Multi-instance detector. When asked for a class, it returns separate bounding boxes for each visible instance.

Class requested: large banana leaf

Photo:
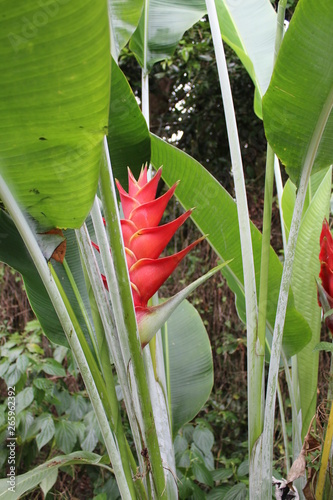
[164,299,213,437]
[0,451,107,500]
[151,134,312,358]
[108,0,144,61]
[0,1,110,229]
[108,59,150,188]
[263,0,333,185]
[215,0,276,117]
[129,0,206,71]
[282,167,332,437]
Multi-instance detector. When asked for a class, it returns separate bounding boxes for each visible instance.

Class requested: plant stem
[316,399,333,499]
[205,0,259,473]
[274,156,287,251]
[261,83,333,497]
[62,258,101,368]
[277,377,290,474]
[0,174,133,499]
[257,0,288,443]
[99,138,167,498]
[76,216,144,472]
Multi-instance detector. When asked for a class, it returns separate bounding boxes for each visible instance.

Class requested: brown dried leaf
[45,229,67,263]
[287,450,306,484]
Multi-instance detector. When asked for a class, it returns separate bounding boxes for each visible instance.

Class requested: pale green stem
[274,156,287,252]
[99,137,167,498]
[277,379,290,474]
[281,351,302,455]
[205,0,258,470]
[62,258,101,367]
[316,399,333,499]
[257,143,275,422]
[274,0,288,63]
[89,200,144,470]
[0,174,132,499]
[261,84,333,497]
[76,220,144,478]
[142,0,150,128]
[257,0,288,439]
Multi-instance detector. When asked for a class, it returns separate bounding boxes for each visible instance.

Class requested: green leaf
[215,0,277,117]
[211,468,234,482]
[192,459,214,488]
[139,262,228,346]
[0,210,96,349]
[55,420,77,454]
[313,341,333,353]
[0,451,107,500]
[207,486,232,499]
[41,359,66,377]
[290,167,331,437]
[0,360,10,378]
[67,394,89,421]
[130,0,206,71]
[151,134,312,358]
[81,427,99,453]
[0,1,110,228]
[3,363,22,387]
[174,435,188,455]
[33,378,55,392]
[16,387,34,414]
[282,168,332,436]
[163,299,213,436]
[36,415,55,451]
[224,482,248,500]
[193,426,214,456]
[40,468,58,498]
[237,460,249,478]
[108,0,144,61]
[108,59,150,188]
[16,354,29,373]
[263,0,333,185]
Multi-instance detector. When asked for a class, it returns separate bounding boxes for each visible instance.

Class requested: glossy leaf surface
[164,299,213,436]
[0,1,110,228]
[130,0,206,71]
[108,59,151,189]
[282,167,332,437]
[263,0,333,184]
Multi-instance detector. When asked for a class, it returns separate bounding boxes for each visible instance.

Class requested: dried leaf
[272,477,299,499]
[44,229,67,263]
[287,450,306,484]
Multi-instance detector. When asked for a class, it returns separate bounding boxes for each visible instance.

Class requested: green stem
[257,0,288,444]
[316,399,333,499]
[261,83,333,497]
[99,138,167,498]
[79,265,138,497]
[88,200,144,470]
[62,258,101,368]
[0,175,132,499]
[277,377,290,474]
[257,143,275,422]
[205,0,259,472]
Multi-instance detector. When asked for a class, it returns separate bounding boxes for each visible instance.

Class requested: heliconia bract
[94,166,205,346]
[318,218,333,334]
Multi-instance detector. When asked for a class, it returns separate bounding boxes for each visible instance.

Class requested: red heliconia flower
[94,166,204,344]
[318,218,333,334]
[116,166,204,310]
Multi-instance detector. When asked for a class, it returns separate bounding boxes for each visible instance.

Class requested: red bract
[318,218,333,334]
[116,166,204,310]
[94,166,204,342]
